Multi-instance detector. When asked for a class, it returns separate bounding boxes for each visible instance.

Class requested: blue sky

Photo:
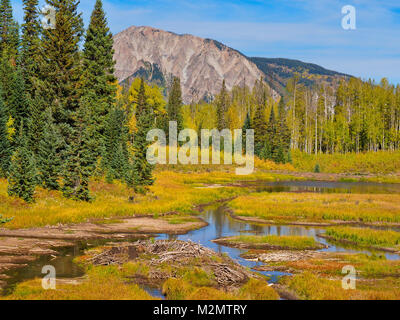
[11,0,400,85]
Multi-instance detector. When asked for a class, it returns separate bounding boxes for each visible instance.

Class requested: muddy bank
[241,250,329,263]
[212,237,327,251]
[0,215,207,291]
[230,213,400,228]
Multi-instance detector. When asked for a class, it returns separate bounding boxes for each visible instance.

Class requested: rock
[113,26,273,103]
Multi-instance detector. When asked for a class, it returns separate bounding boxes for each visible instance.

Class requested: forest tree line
[0,0,159,202]
[0,0,399,204]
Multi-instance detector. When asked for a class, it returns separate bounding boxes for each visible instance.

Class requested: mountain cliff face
[113,26,266,103]
[113,26,350,103]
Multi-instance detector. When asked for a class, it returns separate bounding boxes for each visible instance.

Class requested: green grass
[325,227,400,249]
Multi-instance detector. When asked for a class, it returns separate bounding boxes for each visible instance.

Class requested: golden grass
[230,192,400,224]
[0,171,253,229]
[325,227,400,249]
[292,149,400,174]
[280,271,400,300]
[2,266,155,300]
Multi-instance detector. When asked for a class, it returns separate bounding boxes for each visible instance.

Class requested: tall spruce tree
[39,0,83,139]
[37,109,64,190]
[21,0,41,92]
[242,112,252,151]
[167,76,184,132]
[128,79,155,193]
[216,80,230,131]
[81,0,116,157]
[260,107,276,160]
[62,94,97,201]
[7,123,37,203]
[8,69,30,132]
[0,0,19,56]
[252,101,268,157]
[103,102,129,182]
[0,87,10,176]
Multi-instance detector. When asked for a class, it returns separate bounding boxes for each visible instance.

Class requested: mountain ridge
[113,26,350,102]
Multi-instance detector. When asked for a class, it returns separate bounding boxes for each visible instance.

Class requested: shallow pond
[158,204,400,283]
[242,180,400,194]
[2,180,400,296]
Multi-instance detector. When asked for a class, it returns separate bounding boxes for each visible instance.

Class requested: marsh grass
[230,193,400,224]
[325,227,400,249]
[292,150,400,174]
[280,271,400,300]
[2,265,155,300]
[0,171,253,229]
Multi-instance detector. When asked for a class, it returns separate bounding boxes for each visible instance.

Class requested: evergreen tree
[8,69,30,132]
[21,0,41,93]
[167,76,184,132]
[62,94,97,201]
[0,87,10,176]
[39,0,83,140]
[7,123,37,203]
[216,80,230,131]
[252,100,268,157]
[0,0,19,56]
[81,0,116,157]
[103,102,129,182]
[128,79,155,193]
[242,112,252,150]
[37,109,64,190]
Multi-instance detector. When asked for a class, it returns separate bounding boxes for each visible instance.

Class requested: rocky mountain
[250,57,351,96]
[113,26,350,103]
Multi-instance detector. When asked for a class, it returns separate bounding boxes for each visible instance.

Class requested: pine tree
[216,80,230,131]
[7,123,37,203]
[81,0,116,157]
[62,94,97,201]
[0,0,19,56]
[103,102,129,182]
[242,112,252,150]
[8,69,30,132]
[39,0,83,140]
[128,79,155,193]
[37,109,64,190]
[0,87,10,176]
[252,100,268,157]
[21,0,41,93]
[167,76,184,132]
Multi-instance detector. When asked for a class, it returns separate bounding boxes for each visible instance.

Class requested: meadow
[292,150,400,175]
[229,192,400,224]
[325,227,400,250]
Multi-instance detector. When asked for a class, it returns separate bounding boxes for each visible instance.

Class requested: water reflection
[246,180,400,194]
[158,204,400,283]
